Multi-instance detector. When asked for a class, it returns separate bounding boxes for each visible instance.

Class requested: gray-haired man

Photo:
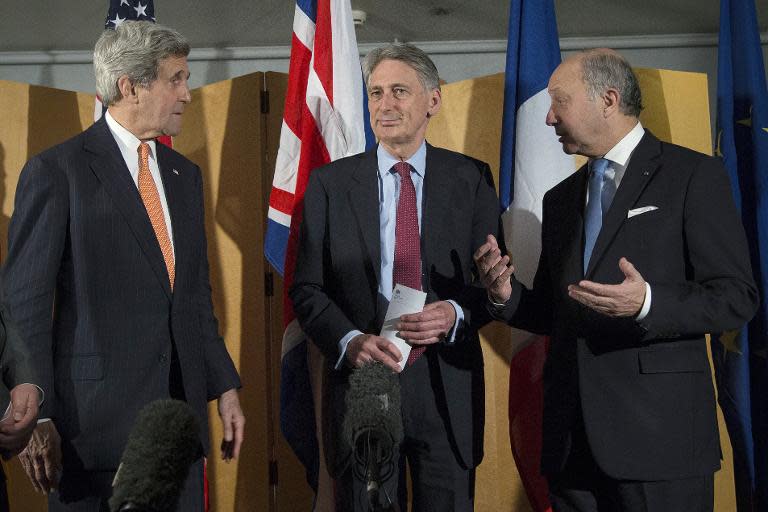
[3,21,244,511]
[291,43,501,511]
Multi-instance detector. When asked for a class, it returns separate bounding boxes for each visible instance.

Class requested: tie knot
[591,158,610,178]
[139,142,150,164]
[393,161,413,179]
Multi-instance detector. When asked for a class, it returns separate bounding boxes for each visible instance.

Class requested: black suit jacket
[494,131,758,480]
[290,144,500,473]
[1,117,241,473]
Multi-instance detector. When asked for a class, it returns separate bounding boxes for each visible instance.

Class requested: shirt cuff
[33,384,44,406]
[444,300,464,344]
[335,330,363,369]
[636,282,652,321]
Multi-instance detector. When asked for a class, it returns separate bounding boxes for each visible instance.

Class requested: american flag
[265,0,372,493]
[105,0,156,28]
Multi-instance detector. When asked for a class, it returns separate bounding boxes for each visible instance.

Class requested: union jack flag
[265,0,372,492]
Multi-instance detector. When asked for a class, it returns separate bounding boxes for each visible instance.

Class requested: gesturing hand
[473,234,515,303]
[568,257,647,317]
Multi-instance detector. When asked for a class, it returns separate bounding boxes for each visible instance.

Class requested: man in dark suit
[2,21,244,511]
[0,303,42,511]
[475,49,758,511]
[290,43,500,511]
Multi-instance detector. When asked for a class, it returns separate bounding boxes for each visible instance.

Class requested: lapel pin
[172,169,179,175]
[643,170,650,176]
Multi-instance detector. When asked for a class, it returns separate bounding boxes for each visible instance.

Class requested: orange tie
[138,142,175,290]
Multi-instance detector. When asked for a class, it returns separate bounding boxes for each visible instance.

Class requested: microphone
[342,362,402,511]
[109,399,202,512]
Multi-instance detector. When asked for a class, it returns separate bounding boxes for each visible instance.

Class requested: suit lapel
[422,144,453,289]
[559,168,589,282]
[349,150,382,286]
[84,119,172,299]
[586,131,662,277]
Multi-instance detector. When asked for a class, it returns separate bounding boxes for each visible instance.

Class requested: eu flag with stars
[713,0,768,509]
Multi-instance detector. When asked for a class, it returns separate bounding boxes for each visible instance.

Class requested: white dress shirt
[588,121,652,320]
[104,111,176,255]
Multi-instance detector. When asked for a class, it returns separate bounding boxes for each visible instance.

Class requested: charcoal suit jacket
[290,143,501,474]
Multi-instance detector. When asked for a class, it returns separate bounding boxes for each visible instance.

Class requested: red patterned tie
[392,162,424,365]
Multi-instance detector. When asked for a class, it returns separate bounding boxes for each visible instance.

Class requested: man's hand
[218,388,245,462]
[398,301,456,345]
[568,257,646,317]
[474,235,515,303]
[346,334,402,373]
[0,383,40,458]
[18,420,61,494]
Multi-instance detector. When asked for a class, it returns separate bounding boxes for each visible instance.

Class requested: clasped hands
[346,301,456,372]
[473,234,646,317]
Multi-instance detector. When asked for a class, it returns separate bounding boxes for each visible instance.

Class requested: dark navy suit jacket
[2,117,240,473]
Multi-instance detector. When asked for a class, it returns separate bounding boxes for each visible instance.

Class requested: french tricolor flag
[500,0,573,510]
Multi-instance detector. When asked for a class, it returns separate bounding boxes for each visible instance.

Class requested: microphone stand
[357,431,397,512]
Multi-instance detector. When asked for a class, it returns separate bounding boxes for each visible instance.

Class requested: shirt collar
[377,140,427,179]
[603,121,644,167]
[104,110,157,162]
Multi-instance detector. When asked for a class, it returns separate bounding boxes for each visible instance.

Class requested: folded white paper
[627,205,659,218]
[380,284,427,365]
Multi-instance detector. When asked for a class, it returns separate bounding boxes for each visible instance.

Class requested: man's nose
[545,107,556,126]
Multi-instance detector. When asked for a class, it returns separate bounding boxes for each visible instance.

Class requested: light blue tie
[583,158,611,272]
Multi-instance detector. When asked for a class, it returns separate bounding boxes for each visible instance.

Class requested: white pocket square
[627,206,658,218]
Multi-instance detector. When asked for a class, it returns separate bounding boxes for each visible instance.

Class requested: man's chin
[161,127,182,138]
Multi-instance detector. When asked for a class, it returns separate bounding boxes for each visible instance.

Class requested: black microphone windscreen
[342,362,403,460]
[109,399,201,512]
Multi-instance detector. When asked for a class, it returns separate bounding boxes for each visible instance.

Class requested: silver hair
[362,43,440,92]
[94,21,190,106]
[580,50,643,117]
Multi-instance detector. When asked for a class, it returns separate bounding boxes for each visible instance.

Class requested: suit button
[159,354,168,363]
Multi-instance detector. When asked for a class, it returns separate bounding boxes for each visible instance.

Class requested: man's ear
[116,75,138,103]
[602,88,620,118]
[427,88,442,118]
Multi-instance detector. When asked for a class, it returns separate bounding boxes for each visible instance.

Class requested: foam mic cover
[109,399,202,512]
[342,362,403,466]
